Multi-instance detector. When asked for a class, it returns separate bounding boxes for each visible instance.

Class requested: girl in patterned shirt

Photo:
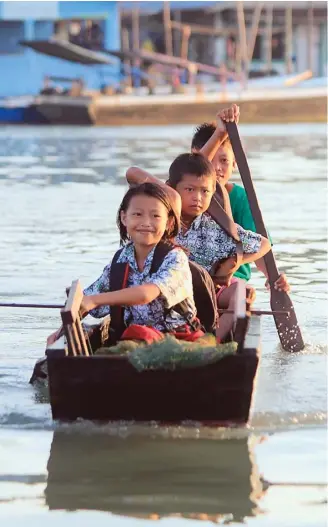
[47,183,201,346]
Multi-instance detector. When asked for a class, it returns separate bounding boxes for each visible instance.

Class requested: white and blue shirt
[83,241,196,331]
[175,213,262,271]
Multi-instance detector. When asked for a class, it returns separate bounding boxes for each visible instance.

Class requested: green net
[95,334,237,372]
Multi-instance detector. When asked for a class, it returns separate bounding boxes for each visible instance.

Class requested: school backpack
[109,241,218,342]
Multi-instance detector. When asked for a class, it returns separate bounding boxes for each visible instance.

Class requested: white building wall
[1,1,59,19]
[213,13,226,65]
[294,24,321,75]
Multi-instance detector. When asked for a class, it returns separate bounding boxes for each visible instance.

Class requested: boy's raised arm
[199,104,240,162]
[126,166,182,217]
[126,166,160,187]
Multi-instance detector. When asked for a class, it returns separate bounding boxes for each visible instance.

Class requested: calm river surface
[0,124,327,525]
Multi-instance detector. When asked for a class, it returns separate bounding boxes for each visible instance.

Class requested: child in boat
[126,155,271,341]
[47,182,203,346]
[168,153,272,341]
[191,103,290,293]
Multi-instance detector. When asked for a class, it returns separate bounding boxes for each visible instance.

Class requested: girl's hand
[46,327,62,347]
[80,295,97,317]
[246,285,256,305]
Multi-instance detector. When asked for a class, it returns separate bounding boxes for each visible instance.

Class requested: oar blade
[270,288,304,352]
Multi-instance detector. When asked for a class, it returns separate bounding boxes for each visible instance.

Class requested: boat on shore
[31,279,261,426]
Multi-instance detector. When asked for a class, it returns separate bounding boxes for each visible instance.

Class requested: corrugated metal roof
[120,1,216,14]
[20,39,114,65]
[208,0,327,11]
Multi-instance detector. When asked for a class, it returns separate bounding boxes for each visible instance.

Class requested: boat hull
[31,95,92,125]
[47,347,259,424]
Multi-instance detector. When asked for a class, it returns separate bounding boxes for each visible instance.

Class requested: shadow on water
[44,430,265,522]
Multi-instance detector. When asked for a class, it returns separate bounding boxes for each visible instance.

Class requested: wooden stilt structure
[265,3,273,73]
[132,5,140,72]
[163,1,173,56]
[307,2,314,71]
[247,3,263,62]
[181,25,191,60]
[236,1,248,88]
[122,28,132,89]
[285,6,293,74]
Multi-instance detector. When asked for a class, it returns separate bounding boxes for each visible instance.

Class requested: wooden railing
[61,280,90,356]
[232,280,251,353]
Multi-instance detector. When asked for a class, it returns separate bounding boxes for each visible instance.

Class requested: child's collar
[181,213,203,233]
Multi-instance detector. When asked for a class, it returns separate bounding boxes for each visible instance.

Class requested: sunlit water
[0,124,327,525]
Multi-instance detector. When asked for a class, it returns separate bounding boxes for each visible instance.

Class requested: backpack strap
[150,241,176,274]
[109,248,130,342]
[170,259,218,333]
[169,300,201,332]
[109,242,204,336]
[150,241,201,331]
[207,181,243,272]
[208,183,239,240]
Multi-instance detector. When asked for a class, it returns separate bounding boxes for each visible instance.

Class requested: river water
[0,124,327,525]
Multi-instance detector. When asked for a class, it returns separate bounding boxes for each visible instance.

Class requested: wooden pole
[172,9,181,56]
[218,309,290,316]
[163,1,173,56]
[131,5,140,86]
[169,19,282,37]
[0,302,289,318]
[180,25,191,60]
[285,6,293,74]
[122,28,132,89]
[0,302,64,309]
[307,2,314,72]
[236,1,248,88]
[247,2,263,62]
[132,5,140,62]
[265,3,273,73]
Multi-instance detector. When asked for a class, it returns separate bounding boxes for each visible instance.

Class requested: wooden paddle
[0,302,63,309]
[226,121,305,352]
[0,301,288,318]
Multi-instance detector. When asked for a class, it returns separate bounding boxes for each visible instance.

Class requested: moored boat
[0,96,45,124]
[30,94,93,125]
[31,279,261,425]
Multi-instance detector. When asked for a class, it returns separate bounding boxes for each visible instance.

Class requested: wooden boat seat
[61,280,90,356]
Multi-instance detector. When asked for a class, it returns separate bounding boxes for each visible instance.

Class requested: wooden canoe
[31,279,261,425]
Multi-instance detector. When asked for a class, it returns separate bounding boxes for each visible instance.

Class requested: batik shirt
[83,242,196,331]
[175,212,262,272]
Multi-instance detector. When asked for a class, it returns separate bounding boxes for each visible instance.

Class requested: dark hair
[117,182,180,245]
[191,122,232,151]
[168,152,216,189]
